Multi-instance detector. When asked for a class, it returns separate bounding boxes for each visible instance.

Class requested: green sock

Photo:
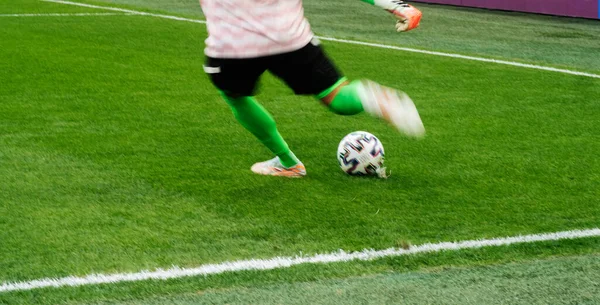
[220,93,300,168]
[318,79,364,115]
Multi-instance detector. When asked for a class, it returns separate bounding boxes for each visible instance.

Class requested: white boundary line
[41,0,207,24]
[41,0,600,79]
[0,12,136,17]
[317,37,600,79]
[1,228,599,292]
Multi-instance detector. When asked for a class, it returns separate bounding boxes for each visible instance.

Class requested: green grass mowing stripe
[108,253,600,305]
[0,0,108,14]
[41,0,207,24]
[1,228,599,292]
[2,238,599,304]
[41,0,600,79]
[0,13,136,17]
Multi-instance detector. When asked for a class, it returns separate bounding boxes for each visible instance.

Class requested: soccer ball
[337,131,386,177]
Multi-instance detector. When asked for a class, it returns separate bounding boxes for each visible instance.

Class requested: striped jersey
[200,0,314,58]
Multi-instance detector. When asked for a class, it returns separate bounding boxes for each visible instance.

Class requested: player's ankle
[278,152,301,168]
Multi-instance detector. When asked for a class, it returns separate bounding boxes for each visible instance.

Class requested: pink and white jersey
[200,0,314,59]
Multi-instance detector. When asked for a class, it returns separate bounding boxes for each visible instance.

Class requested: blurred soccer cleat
[357,80,425,138]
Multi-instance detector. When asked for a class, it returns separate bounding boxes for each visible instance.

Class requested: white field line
[0,12,136,17]
[318,37,600,79]
[41,0,600,79]
[1,228,599,293]
[41,0,206,24]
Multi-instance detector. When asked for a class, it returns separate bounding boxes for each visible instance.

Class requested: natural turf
[4,238,600,304]
[1,0,599,303]
[0,0,94,13]
[104,253,600,305]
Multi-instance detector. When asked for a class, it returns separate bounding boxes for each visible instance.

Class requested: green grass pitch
[1,0,599,303]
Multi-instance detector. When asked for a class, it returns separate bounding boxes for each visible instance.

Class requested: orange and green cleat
[250,157,307,177]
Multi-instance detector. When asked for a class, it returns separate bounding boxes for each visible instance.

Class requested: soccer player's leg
[269,39,425,138]
[268,39,362,115]
[204,57,306,177]
[323,79,426,138]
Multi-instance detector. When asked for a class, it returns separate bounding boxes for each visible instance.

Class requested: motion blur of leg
[320,79,425,138]
[268,40,423,138]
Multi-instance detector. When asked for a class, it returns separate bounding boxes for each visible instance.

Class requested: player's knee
[318,85,351,115]
[219,91,247,105]
[320,81,364,116]
[318,82,347,105]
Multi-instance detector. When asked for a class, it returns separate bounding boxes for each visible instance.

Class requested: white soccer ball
[337,131,386,177]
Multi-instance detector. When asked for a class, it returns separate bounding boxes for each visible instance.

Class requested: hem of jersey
[204,34,315,59]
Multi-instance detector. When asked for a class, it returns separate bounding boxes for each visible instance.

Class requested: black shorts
[204,39,343,97]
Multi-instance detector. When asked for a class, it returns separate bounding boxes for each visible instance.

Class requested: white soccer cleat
[357,80,425,138]
[250,157,306,177]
